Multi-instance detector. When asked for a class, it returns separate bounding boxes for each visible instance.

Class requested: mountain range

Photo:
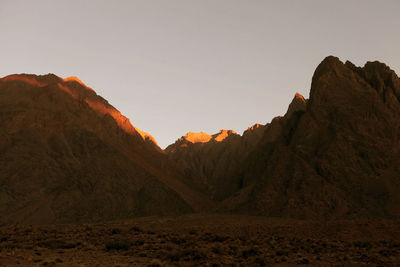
[1,56,400,224]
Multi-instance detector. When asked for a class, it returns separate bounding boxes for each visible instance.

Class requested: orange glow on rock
[213,129,237,142]
[2,75,46,87]
[63,76,86,86]
[295,92,306,103]
[184,132,212,143]
[57,83,77,98]
[182,129,238,144]
[59,76,158,145]
[246,123,261,131]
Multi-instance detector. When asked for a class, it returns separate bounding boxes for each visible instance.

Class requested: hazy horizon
[1,0,399,148]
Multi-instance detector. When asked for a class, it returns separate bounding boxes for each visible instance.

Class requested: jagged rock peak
[294,92,306,102]
[362,61,400,95]
[285,92,307,117]
[243,122,267,137]
[246,123,262,131]
[310,56,400,110]
[213,129,238,142]
[311,56,345,85]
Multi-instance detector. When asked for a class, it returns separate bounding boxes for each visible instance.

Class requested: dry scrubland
[1,214,400,266]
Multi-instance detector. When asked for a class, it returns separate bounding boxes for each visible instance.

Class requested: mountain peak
[1,73,160,150]
[285,92,307,117]
[294,92,306,102]
[246,123,261,131]
[175,129,239,145]
[311,56,345,85]
[183,132,212,143]
[213,129,238,142]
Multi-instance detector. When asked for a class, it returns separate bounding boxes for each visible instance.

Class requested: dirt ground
[1,214,400,266]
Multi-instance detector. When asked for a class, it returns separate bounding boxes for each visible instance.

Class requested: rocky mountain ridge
[167,56,400,219]
[2,55,400,223]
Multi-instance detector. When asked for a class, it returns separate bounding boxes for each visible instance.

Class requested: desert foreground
[1,214,400,266]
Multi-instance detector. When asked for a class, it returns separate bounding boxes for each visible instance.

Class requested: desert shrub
[38,239,76,249]
[147,259,164,267]
[165,250,190,261]
[166,249,206,262]
[134,239,144,245]
[105,239,132,251]
[212,245,222,255]
[191,250,207,261]
[169,236,186,245]
[378,249,391,257]
[130,226,143,233]
[353,241,372,249]
[111,228,122,235]
[241,247,259,259]
[297,258,309,264]
[212,235,229,242]
[276,250,288,256]
[188,229,197,235]
[254,257,266,266]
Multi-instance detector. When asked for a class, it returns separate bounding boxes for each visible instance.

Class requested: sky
[0,1,399,148]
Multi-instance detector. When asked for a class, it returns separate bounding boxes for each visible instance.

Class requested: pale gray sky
[0,0,399,148]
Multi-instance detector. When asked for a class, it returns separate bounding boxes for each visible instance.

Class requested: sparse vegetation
[0,216,399,265]
[38,239,76,249]
[105,239,132,251]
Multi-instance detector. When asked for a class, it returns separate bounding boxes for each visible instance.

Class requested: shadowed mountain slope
[0,74,212,224]
[167,56,400,219]
[166,126,267,200]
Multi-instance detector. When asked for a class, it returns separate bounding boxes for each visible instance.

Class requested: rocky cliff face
[167,56,400,219]
[0,74,211,224]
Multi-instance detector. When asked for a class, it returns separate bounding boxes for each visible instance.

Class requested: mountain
[166,126,266,200]
[0,74,212,224]
[167,56,400,219]
[3,56,400,223]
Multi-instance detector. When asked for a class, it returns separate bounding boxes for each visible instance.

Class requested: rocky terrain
[0,74,211,225]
